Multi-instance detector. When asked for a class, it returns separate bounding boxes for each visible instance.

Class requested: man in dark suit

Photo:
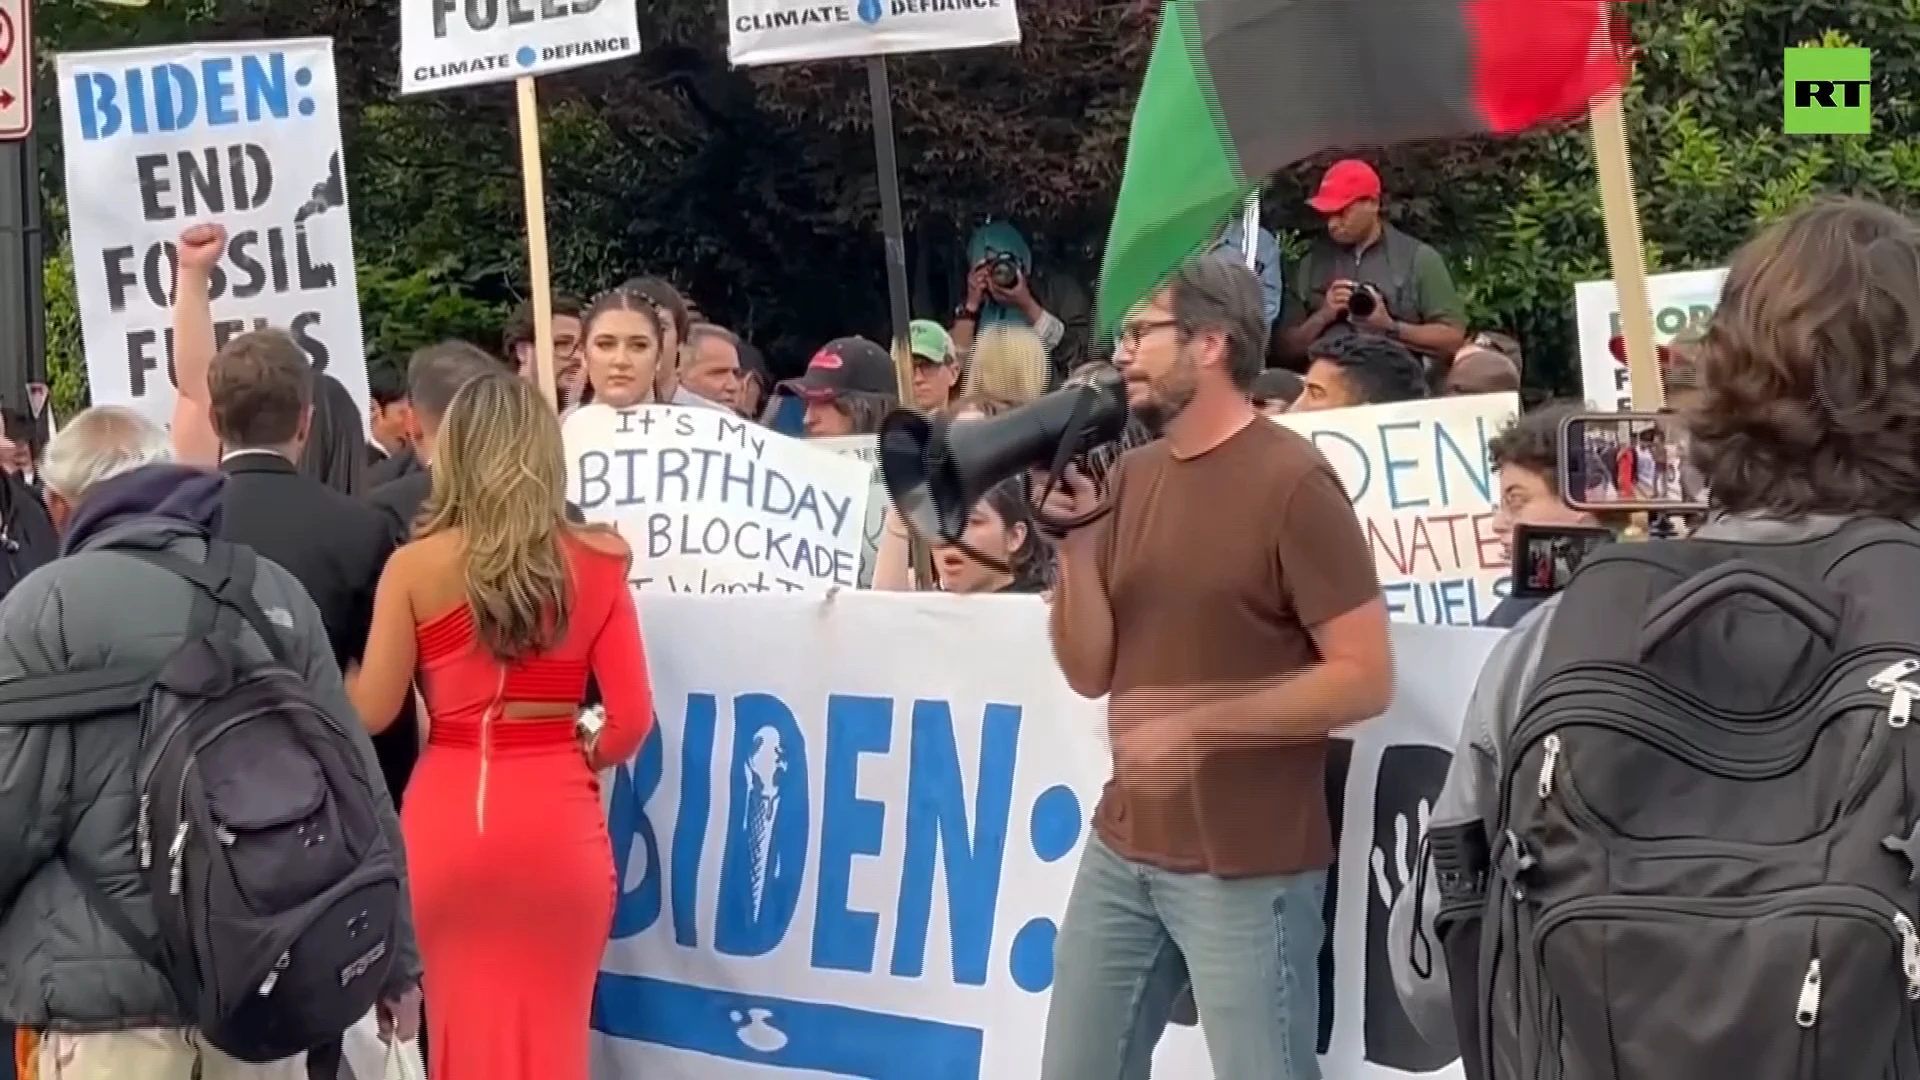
[210,329,395,673]
[366,362,413,473]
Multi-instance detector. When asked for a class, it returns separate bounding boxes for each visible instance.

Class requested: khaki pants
[34,1028,306,1080]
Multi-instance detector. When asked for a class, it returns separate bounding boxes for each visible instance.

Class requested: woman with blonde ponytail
[347,371,653,1080]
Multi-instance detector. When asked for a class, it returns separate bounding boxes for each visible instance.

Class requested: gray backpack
[1479,518,1920,1080]
[0,539,401,1062]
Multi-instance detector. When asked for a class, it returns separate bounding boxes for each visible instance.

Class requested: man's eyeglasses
[1117,317,1181,351]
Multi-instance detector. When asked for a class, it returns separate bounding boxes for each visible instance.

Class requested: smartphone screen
[1558,411,1710,513]
[1510,524,1616,598]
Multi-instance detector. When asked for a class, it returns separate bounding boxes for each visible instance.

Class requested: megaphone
[878,366,1130,543]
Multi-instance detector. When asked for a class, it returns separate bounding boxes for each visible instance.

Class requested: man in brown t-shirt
[1040,257,1392,1080]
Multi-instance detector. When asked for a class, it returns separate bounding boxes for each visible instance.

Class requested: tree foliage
[33,0,1920,414]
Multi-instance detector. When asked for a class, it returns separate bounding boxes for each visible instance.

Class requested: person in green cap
[908,319,962,413]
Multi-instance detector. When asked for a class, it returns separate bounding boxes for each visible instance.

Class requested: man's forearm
[1399,320,1467,358]
[1195,658,1393,744]
[1048,533,1115,699]
[1279,308,1339,360]
[171,269,221,465]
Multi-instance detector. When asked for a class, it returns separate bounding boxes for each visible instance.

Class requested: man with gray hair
[0,405,421,1079]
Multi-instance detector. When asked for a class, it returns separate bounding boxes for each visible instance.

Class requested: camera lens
[1346,287,1375,318]
[991,256,1019,289]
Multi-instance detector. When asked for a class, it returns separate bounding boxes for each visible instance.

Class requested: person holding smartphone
[1484,403,1606,628]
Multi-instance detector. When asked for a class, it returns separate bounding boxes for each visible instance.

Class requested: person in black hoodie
[0,425,56,603]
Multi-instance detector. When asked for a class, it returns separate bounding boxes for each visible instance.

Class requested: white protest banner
[1279,394,1517,626]
[564,404,874,595]
[58,39,369,431]
[810,433,887,588]
[593,592,1494,1080]
[399,0,640,94]
[1576,266,1727,411]
[728,0,1021,67]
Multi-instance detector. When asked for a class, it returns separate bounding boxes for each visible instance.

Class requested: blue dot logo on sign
[857,0,883,25]
[517,46,538,68]
[1008,783,1084,993]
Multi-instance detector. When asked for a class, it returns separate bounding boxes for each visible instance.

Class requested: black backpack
[1478,518,1920,1080]
[0,539,402,1062]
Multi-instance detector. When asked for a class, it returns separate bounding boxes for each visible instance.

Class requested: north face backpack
[0,539,402,1062]
[1478,518,1920,1080]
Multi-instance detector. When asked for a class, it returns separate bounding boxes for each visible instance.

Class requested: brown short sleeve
[1276,465,1380,627]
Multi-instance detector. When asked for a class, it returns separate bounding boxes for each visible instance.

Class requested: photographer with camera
[952,221,1092,379]
[1037,256,1391,1080]
[1275,160,1467,366]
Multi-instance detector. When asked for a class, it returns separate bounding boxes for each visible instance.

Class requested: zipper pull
[1895,912,1920,999]
[167,822,189,896]
[1869,661,1920,727]
[258,951,290,996]
[1795,958,1821,1027]
[1538,734,1562,799]
[137,794,151,870]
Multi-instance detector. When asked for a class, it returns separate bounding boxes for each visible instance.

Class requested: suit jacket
[219,452,395,671]
[365,444,423,490]
[367,467,433,548]
[367,467,585,548]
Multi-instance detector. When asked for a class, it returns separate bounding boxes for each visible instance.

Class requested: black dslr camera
[989,252,1022,290]
[1345,282,1385,319]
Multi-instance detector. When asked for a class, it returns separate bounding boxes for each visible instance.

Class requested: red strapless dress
[399,541,653,1080]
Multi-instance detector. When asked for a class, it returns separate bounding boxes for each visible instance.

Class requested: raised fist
[177,223,227,274]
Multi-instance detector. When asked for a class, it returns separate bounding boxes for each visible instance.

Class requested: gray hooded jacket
[0,465,421,1031]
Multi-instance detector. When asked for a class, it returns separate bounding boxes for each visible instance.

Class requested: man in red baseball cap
[1276,158,1468,369]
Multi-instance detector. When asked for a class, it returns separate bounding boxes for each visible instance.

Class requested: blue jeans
[1040,835,1326,1080]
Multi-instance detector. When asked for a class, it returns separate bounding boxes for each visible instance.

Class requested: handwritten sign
[1575,267,1727,411]
[1278,394,1517,626]
[809,434,887,588]
[563,404,873,596]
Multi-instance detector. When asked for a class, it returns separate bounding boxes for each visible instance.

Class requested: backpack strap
[0,664,162,723]
[119,542,292,668]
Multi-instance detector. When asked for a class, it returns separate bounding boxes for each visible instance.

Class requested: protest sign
[1279,394,1517,626]
[593,592,1493,1080]
[727,0,1021,67]
[564,404,874,596]
[58,39,370,431]
[1575,266,1728,411]
[810,433,887,588]
[399,0,640,94]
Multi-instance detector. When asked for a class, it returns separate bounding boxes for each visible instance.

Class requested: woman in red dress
[349,371,653,1080]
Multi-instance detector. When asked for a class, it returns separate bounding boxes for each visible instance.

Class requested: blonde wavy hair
[417,371,578,661]
[964,325,1050,405]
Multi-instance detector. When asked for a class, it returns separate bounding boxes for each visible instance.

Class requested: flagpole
[1588,96,1661,412]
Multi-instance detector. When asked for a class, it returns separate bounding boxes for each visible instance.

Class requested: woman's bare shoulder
[568,525,633,566]
[390,531,465,576]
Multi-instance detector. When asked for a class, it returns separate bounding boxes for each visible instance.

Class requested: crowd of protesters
[0,146,1902,1080]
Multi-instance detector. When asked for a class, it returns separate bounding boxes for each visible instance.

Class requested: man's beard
[1133,370,1198,435]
